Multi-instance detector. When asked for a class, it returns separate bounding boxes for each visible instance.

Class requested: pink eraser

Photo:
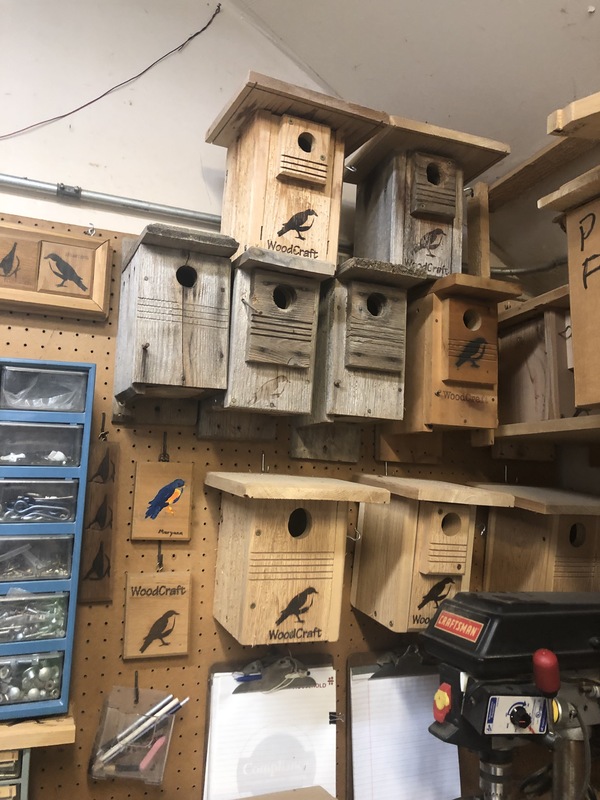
[139,735,167,771]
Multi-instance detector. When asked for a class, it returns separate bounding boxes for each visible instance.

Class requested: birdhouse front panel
[213,495,346,645]
[309,280,406,424]
[220,111,345,266]
[113,241,232,403]
[225,267,319,414]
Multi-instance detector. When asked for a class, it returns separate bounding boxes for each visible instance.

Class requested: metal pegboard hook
[156,542,164,573]
[98,412,109,441]
[241,297,262,315]
[159,432,170,462]
[347,524,361,542]
[261,452,269,473]
[84,222,96,237]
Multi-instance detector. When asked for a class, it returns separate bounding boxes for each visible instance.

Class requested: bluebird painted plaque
[131,462,194,541]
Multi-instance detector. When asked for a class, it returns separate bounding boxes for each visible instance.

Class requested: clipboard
[203,658,337,800]
[348,649,461,800]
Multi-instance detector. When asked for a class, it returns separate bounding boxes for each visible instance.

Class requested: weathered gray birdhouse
[346,116,509,278]
[351,476,514,632]
[206,71,386,269]
[205,471,389,645]
[113,224,238,404]
[224,248,333,415]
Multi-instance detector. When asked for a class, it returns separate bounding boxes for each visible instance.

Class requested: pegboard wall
[0,210,553,800]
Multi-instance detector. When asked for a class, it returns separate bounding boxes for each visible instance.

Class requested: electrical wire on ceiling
[0,3,221,142]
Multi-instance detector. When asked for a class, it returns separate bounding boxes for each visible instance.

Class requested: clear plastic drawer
[0,651,64,705]
[0,536,73,581]
[0,481,77,524]
[0,422,83,467]
[0,367,88,412]
[0,750,21,780]
[0,592,68,643]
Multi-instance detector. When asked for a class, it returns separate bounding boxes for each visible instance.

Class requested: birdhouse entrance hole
[298,132,315,153]
[463,309,482,331]
[440,511,462,536]
[426,162,442,185]
[273,285,296,310]
[288,507,311,538]
[366,292,387,317]
[176,265,198,288]
[569,523,586,547]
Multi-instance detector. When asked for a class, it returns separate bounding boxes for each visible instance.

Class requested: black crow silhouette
[140,610,179,653]
[455,337,487,368]
[278,209,318,240]
[276,587,318,625]
[90,449,116,484]
[88,495,113,530]
[0,243,19,278]
[45,253,88,291]
[413,228,446,257]
[82,540,111,581]
[418,577,454,610]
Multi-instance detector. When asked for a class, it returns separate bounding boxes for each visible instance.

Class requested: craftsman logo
[434,610,484,642]
[130,584,187,597]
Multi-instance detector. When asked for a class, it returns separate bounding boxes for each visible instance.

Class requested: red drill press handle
[533,648,560,696]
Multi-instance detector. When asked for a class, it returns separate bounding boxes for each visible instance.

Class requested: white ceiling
[231,0,600,289]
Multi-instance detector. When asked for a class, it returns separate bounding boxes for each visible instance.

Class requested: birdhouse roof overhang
[205,472,390,503]
[421,273,522,303]
[356,475,515,507]
[121,223,238,272]
[206,71,388,156]
[345,115,510,185]
[471,484,600,516]
[538,164,600,214]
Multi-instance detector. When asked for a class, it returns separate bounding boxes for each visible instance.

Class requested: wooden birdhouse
[538,168,600,409]
[308,258,424,425]
[478,484,600,593]
[205,472,389,645]
[206,71,387,267]
[224,248,333,414]
[351,476,514,633]
[113,224,238,405]
[346,116,510,278]
[391,274,522,433]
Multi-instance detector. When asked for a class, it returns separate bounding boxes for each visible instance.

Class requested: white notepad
[350,667,461,800]
[204,667,336,800]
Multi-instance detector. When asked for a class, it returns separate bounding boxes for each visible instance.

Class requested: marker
[98,697,181,765]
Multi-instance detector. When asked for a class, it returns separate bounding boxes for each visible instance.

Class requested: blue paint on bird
[145,479,185,520]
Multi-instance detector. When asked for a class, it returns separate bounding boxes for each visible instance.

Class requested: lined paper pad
[204,667,336,800]
[350,669,461,799]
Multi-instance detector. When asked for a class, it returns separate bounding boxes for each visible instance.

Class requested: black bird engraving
[418,577,454,610]
[455,337,487,368]
[276,587,317,626]
[413,228,446,257]
[0,243,19,278]
[82,540,111,580]
[45,253,88,291]
[140,610,179,653]
[90,449,116,484]
[278,209,318,240]
[88,495,113,530]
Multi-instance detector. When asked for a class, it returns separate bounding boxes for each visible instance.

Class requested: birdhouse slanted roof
[421,273,522,303]
[206,71,387,155]
[346,115,510,185]
[205,472,390,503]
[538,164,600,214]
[356,475,514,507]
[121,223,238,272]
[471,484,600,516]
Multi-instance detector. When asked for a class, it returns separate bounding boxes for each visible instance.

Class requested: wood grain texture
[498,284,569,330]
[197,395,278,441]
[205,471,390,503]
[494,414,600,443]
[538,164,600,212]
[289,421,362,463]
[0,714,76,750]
[548,90,600,139]
[466,182,491,279]
[234,246,334,279]
[131,462,194,541]
[355,475,514,506]
[121,224,238,267]
[472,483,600,515]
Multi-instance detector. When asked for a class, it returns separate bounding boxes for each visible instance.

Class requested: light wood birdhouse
[390,274,521,433]
[478,484,600,593]
[307,258,424,425]
[347,116,509,278]
[351,476,514,633]
[113,224,237,405]
[205,472,389,646]
[206,72,386,268]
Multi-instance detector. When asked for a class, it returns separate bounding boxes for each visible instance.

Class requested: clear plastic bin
[0,536,73,581]
[0,481,77,524]
[0,592,68,643]
[0,367,88,412]
[0,423,83,467]
[0,651,64,705]
[0,751,21,780]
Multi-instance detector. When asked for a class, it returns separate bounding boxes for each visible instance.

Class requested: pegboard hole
[569,523,586,547]
[366,293,386,317]
[273,285,296,310]
[441,512,462,536]
[463,309,482,330]
[288,507,311,538]
[176,265,197,288]
[298,132,315,153]
[426,162,441,185]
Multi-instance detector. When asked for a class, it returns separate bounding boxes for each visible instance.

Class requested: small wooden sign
[123,571,191,659]
[131,462,194,541]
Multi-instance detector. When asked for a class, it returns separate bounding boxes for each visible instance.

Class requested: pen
[98,694,174,755]
[98,697,181,765]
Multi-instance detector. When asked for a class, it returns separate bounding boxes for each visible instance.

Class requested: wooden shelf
[0,713,76,750]
[498,284,569,330]
[494,415,600,444]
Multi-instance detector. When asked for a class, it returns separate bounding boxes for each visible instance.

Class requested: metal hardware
[56,183,82,200]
